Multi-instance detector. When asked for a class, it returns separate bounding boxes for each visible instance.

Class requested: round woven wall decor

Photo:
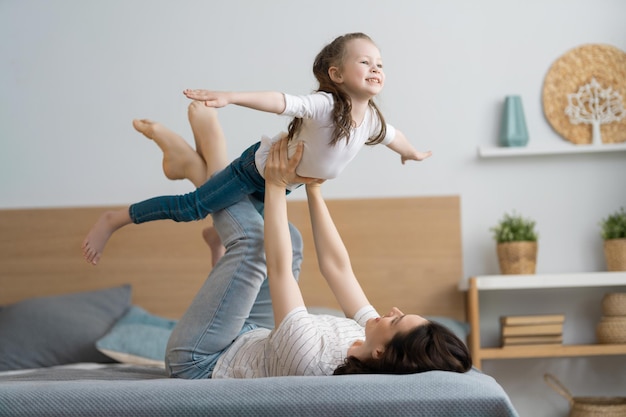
[542,44,626,144]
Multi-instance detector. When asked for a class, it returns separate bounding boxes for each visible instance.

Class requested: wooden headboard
[0,196,464,321]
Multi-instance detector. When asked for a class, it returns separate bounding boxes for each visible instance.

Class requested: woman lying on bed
[125,103,471,378]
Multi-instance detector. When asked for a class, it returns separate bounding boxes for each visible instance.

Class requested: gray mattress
[0,364,519,417]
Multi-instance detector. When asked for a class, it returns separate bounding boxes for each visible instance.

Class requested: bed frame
[0,195,464,321]
[0,196,524,417]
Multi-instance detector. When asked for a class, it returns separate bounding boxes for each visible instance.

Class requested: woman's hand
[183,89,230,107]
[305,180,325,192]
[265,138,316,188]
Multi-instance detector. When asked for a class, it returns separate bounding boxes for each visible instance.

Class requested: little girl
[83,32,432,265]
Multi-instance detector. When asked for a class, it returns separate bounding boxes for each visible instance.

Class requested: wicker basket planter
[496,241,537,275]
[603,293,626,316]
[604,238,626,271]
[545,373,626,417]
[596,316,626,344]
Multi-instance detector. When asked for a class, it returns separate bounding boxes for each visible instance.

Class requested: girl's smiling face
[331,38,385,102]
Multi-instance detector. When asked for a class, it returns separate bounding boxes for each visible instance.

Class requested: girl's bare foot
[202,226,226,267]
[82,209,132,265]
[132,119,207,186]
[187,102,228,181]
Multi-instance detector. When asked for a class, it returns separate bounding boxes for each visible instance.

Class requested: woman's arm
[305,184,371,319]
[263,139,310,326]
[183,89,286,114]
[385,129,433,164]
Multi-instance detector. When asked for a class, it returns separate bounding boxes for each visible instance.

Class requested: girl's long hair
[333,321,472,375]
[287,33,387,146]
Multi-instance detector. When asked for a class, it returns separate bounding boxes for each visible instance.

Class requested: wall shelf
[477,142,626,158]
[480,344,626,360]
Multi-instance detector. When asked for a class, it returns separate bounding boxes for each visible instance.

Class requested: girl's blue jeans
[164,196,303,379]
[129,142,266,224]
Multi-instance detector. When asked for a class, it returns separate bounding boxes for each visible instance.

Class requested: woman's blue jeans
[129,143,266,224]
[165,196,303,379]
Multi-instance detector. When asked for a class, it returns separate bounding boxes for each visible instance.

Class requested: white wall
[2,1,625,415]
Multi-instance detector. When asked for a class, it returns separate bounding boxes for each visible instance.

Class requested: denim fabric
[129,142,265,224]
[165,196,303,379]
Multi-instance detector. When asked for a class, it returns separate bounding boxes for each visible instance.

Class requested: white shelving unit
[458,271,626,291]
[477,142,626,158]
[460,272,626,369]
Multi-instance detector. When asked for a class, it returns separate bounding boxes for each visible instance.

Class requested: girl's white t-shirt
[211,305,379,378]
[254,92,396,183]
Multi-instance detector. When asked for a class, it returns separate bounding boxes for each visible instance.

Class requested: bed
[0,196,519,417]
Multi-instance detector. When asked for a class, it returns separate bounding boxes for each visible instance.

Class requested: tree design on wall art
[565,78,625,145]
[542,44,626,144]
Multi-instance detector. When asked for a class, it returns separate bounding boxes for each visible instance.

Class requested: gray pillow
[426,316,470,343]
[0,285,131,371]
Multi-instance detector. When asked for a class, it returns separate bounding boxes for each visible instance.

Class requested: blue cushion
[0,285,131,371]
[96,306,176,367]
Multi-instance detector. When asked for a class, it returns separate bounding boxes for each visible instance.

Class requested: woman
[157,103,470,378]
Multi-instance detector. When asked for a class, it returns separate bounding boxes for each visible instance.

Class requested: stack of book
[500,314,565,347]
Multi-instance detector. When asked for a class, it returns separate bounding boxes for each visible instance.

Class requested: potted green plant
[600,207,626,271]
[490,212,539,275]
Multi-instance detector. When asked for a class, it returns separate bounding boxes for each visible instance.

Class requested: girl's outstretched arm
[183,89,286,114]
[305,183,371,319]
[385,129,433,164]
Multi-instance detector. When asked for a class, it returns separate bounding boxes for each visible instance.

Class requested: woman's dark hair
[287,32,387,147]
[333,321,472,375]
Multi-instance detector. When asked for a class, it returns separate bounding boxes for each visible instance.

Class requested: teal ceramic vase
[499,95,529,147]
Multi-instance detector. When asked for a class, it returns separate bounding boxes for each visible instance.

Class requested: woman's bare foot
[82,209,132,265]
[132,119,207,187]
[202,226,226,267]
